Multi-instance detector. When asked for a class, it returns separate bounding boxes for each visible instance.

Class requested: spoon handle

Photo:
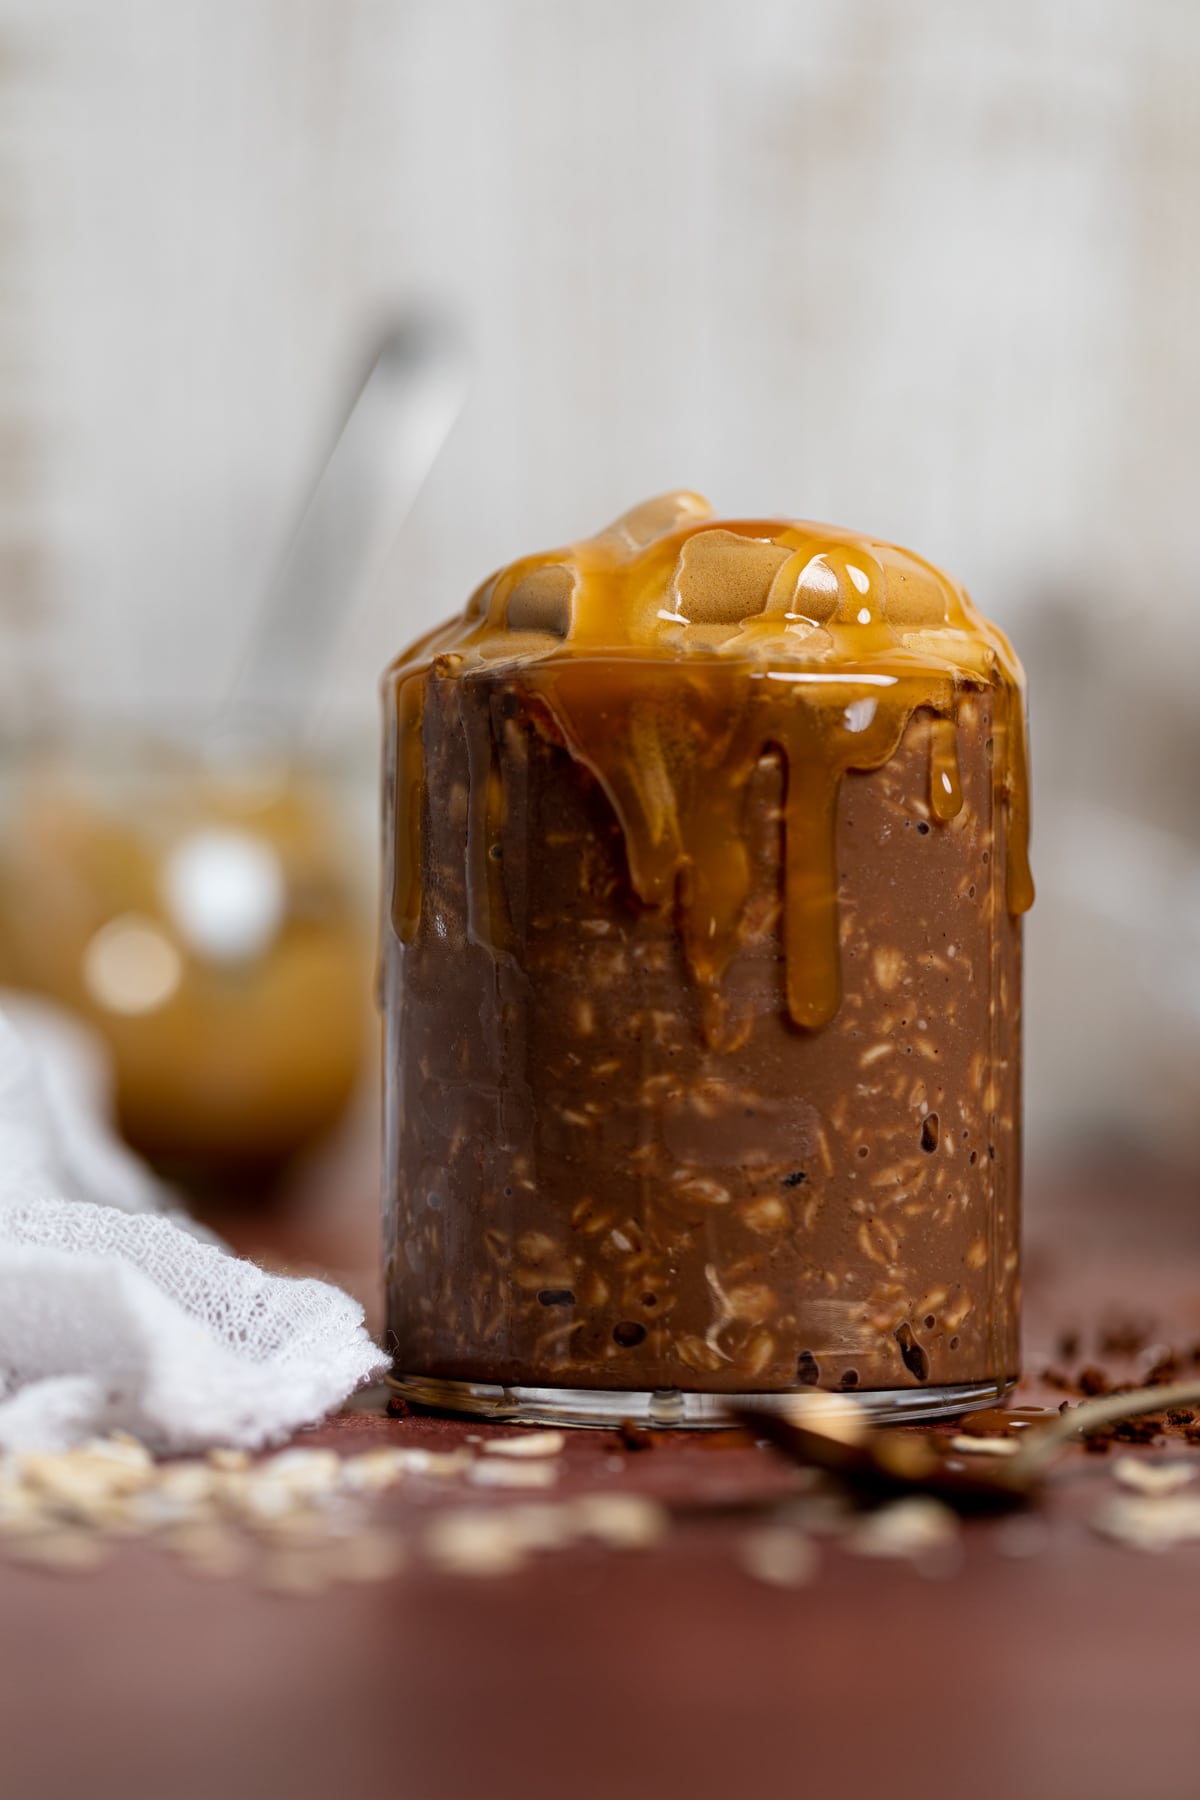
[225,314,466,743]
[1010,1377,1200,1479]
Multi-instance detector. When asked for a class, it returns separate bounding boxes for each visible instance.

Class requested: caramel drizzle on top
[386,492,1033,1032]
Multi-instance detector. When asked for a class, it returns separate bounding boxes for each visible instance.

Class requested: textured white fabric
[0,1000,388,1453]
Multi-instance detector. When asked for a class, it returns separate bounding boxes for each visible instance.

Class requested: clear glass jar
[382,495,1032,1425]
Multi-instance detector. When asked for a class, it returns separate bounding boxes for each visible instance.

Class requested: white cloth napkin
[0,999,388,1453]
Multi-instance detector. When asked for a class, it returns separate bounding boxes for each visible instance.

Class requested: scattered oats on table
[0,1433,423,1593]
[1111,1456,1196,1496]
[468,1459,559,1490]
[480,1431,565,1459]
[1092,1492,1200,1552]
[849,1497,961,1563]
[738,1525,818,1588]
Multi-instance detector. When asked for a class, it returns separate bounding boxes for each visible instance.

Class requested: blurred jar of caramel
[0,731,374,1175]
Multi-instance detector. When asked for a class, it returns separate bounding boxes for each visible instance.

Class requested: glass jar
[0,727,375,1175]
[381,494,1032,1425]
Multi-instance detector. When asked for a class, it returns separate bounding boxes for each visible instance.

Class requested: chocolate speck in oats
[894,1322,931,1383]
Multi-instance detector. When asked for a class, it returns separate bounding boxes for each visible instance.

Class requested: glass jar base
[388,1372,1015,1429]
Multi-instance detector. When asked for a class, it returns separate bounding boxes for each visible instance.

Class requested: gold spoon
[733,1379,1200,1513]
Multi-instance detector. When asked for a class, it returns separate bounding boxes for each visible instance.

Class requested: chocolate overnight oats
[381,493,1033,1424]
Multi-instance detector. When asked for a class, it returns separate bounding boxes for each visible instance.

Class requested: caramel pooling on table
[382,494,1031,1401]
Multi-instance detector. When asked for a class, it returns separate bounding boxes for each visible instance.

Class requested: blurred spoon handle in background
[224,314,466,746]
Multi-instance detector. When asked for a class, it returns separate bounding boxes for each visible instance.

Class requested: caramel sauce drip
[929,714,963,823]
[385,493,1033,1031]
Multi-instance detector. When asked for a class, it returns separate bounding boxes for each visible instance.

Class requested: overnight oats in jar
[380,493,1033,1425]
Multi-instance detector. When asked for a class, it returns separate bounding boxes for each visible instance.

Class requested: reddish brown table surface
[3,1155,1199,1800]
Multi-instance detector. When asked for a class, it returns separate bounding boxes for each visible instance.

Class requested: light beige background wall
[3,0,1199,1153]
